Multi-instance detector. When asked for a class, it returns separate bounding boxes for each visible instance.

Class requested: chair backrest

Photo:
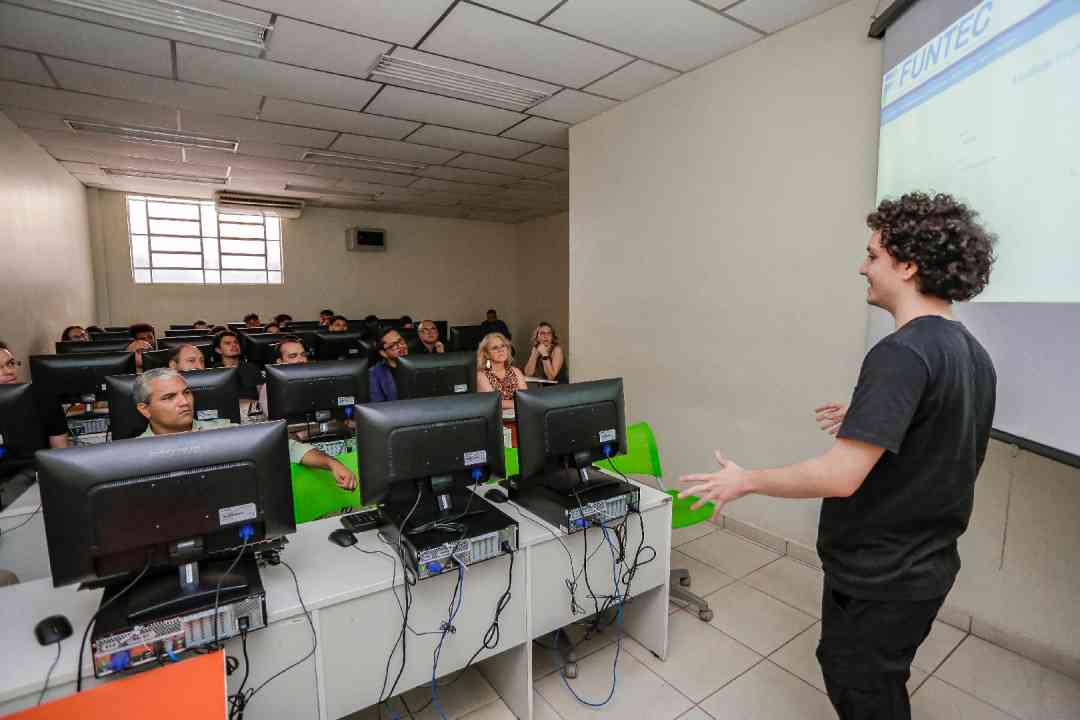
[605,421,663,477]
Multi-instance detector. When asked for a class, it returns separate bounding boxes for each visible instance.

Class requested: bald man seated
[133,367,356,490]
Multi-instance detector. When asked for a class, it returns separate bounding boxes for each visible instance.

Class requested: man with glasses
[416,320,444,353]
[370,328,408,402]
[0,340,70,450]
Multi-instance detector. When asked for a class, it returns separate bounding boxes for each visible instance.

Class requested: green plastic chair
[596,421,715,621]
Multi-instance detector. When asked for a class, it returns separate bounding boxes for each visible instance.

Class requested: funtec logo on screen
[882,1,995,105]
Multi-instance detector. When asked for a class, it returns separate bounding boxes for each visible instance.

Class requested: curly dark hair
[867,192,996,302]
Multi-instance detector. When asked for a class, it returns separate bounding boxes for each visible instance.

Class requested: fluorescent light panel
[301,151,426,173]
[49,0,272,49]
[66,120,239,152]
[104,167,227,184]
[369,54,552,110]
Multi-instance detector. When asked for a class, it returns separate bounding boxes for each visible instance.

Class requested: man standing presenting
[679,192,997,719]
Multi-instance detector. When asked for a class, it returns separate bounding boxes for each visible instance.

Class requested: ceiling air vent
[214,191,304,219]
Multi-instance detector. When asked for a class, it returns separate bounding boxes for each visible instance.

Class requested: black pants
[816,578,946,720]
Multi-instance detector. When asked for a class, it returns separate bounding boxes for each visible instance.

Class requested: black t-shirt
[0,396,67,481]
[818,316,996,600]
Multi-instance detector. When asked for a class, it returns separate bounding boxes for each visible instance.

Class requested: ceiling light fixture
[301,151,426,174]
[103,167,227,184]
[285,184,384,201]
[49,0,273,49]
[66,120,239,152]
[369,54,552,110]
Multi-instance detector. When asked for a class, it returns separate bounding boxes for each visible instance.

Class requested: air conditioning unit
[346,227,386,252]
[214,191,305,219]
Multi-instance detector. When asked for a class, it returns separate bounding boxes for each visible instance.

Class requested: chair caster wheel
[679,576,691,587]
[562,663,578,679]
[698,609,714,622]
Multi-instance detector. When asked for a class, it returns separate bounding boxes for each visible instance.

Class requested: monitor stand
[125,557,250,622]
[539,465,621,497]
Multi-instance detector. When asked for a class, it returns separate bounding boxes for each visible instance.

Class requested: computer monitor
[236,326,266,335]
[106,368,242,440]
[140,348,173,371]
[449,325,485,352]
[56,339,132,355]
[397,328,422,353]
[0,384,46,479]
[156,337,213,365]
[393,351,476,400]
[378,317,406,332]
[514,379,628,494]
[315,331,373,362]
[164,328,210,337]
[265,359,369,434]
[169,324,198,330]
[354,392,504,519]
[282,320,321,331]
[88,331,133,342]
[30,352,137,405]
[434,320,448,342]
[239,333,281,367]
[104,326,132,333]
[36,421,295,618]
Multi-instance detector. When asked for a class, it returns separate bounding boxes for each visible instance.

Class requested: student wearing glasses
[416,320,445,353]
[0,341,70,450]
[370,328,408,402]
[476,333,527,410]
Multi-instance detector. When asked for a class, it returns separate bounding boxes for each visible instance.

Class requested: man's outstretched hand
[678,450,752,520]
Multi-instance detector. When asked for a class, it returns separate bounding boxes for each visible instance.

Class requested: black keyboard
[340,506,386,533]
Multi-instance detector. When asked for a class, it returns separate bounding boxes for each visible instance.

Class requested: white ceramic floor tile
[676,707,715,720]
[742,556,824,618]
[936,636,1080,719]
[702,583,817,656]
[678,531,781,579]
[699,660,837,720]
[342,696,411,719]
[912,620,968,673]
[532,691,562,720]
[910,677,1018,719]
[536,643,694,720]
[670,550,737,598]
[623,610,762,702]
[460,699,516,719]
[532,623,617,680]
[672,521,716,548]
[403,667,499,720]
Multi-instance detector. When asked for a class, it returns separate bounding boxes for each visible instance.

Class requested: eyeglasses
[1,359,21,370]
[418,326,437,333]
[488,344,508,352]
[383,339,407,350]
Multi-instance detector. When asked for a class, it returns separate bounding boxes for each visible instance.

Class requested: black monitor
[169,324,197,330]
[57,339,132,355]
[397,328,422,353]
[265,359,369,431]
[104,326,132,333]
[237,326,266,335]
[378,318,407,332]
[315,331,373,362]
[514,379,628,495]
[140,348,173,371]
[30,352,136,405]
[354,392,504,519]
[164,328,210,337]
[449,325,485,352]
[36,421,295,618]
[89,331,133,342]
[283,321,321,331]
[106,368,242,440]
[360,317,381,340]
[239,333,282,367]
[393,351,475,400]
[434,320,448,341]
[0,384,46,479]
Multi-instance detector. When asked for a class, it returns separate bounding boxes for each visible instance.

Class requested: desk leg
[478,643,532,720]
[621,503,672,660]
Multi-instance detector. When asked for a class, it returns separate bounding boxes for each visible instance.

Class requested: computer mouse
[34,615,73,646]
[484,487,509,504]
[328,528,358,547]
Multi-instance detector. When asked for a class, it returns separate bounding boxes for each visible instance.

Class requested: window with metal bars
[126,195,283,285]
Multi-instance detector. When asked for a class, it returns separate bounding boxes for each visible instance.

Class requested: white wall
[0,111,95,365]
[516,212,569,360]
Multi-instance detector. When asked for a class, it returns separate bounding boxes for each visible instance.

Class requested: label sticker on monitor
[599,429,616,443]
[453,384,467,393]
[197,409,219,420]
[464,450,487,466]
[315,410,331,422]
[219,502,257,526]
[348,348,359,355]
[100,383,107,392]
[337,396,355,407]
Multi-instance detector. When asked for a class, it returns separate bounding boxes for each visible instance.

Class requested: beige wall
[515,212,569,363]
[0,111,95,368]
[567,0,1080,678]
[89,189,524,335]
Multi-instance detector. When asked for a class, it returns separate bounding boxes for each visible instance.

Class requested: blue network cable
[430,561,466,720]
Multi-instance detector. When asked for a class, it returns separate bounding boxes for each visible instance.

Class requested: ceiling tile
[419,165,515,186]
[179,110,337,147]
[366,86,526,135]
[60,161,104,176]
[544,0,762,71]
[329,133,460,164]
[381,48,560,112]
[234,0,455,46]
[265,17,390,78]
[501,116,568,148]
[420,3,630,88]
[28,128,184,161]
[0,4,172,77]
[45,58,262,117]
[183,148,315,174]
[583,59,679,101]
[259,98,419,139]
[720,0,848,33]
[449,153,556,178]
[527,89,616,124]
[406,125,538,159]
[301,164,419,187]
[230,141,312,161]
[516,146,568,169]
[176,44,380,111]
[98,176,216,198]
[0,107,71,131]
[0,81,178,129]
[0,48,53,86]
[410,177,499,195]
[38,145,187,168]
[471,0,563,22]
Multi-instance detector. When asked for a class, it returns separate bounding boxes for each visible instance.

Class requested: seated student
[0,340,70,449]
[480,308,512,340]
[416,320,445,353]
[134,368,356,490]
[265,322,281,334]
[243,313,261,329]
[319,309,334,328]
[167,343,205,372]
[399,315,414,329]
[255,336,308,419]
[211,330,263,402]
[193,320,209,330]
[476,333,526,410]
[61,326,89,342]
[328,315,349,333]
[129,323,157,348]
[523,322,568,383]
[126,338,154,373]
[273,313,293,326]
[370,328,408,402]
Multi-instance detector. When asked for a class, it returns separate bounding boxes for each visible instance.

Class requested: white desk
[0,484,49,585]
[0,478,671,719]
